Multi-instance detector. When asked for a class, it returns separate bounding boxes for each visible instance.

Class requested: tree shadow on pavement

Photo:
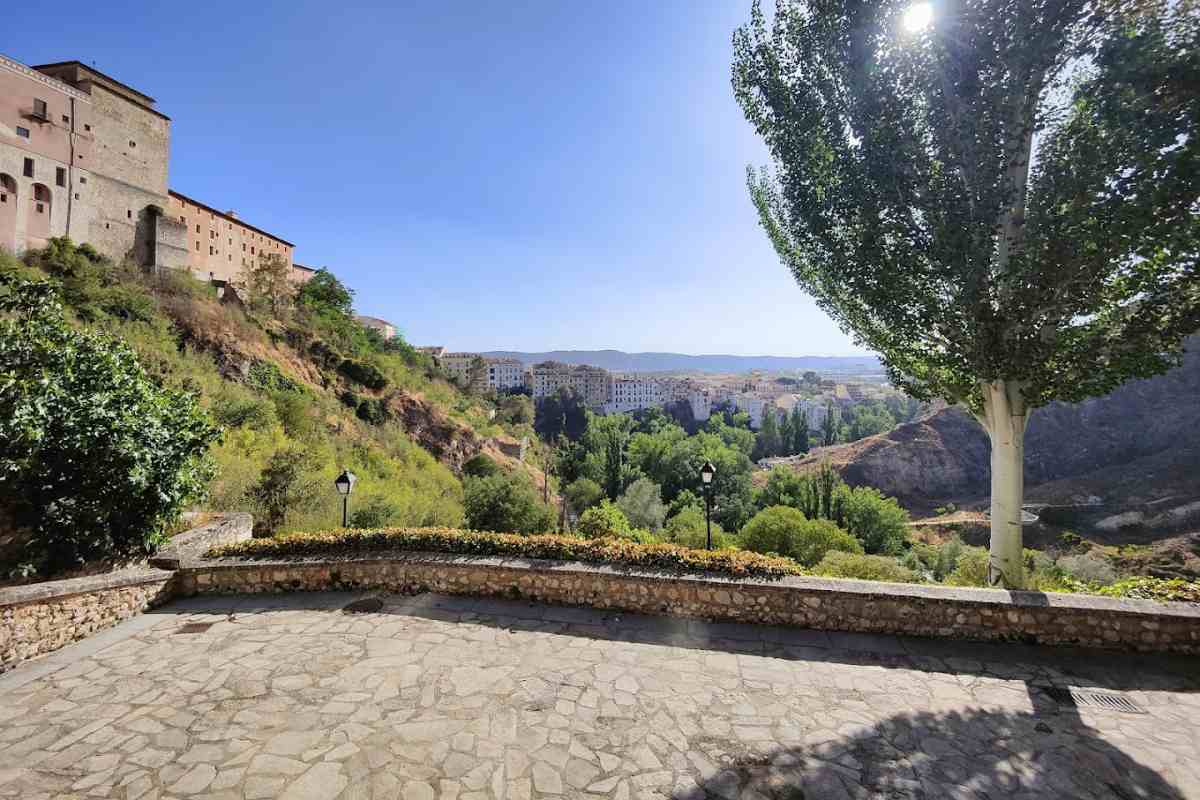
[684,694,1186,800]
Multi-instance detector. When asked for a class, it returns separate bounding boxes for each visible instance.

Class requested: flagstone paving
[1,591,1198,799]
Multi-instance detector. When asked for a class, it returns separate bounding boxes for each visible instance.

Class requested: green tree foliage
[753,407,781,460]
[563,477,605,514]
[496,393,534,426]
[842,401,897,442]
[463,472,555,534]
[615,477,667,532]
[576,500,632,539]
[662,507,730,550]
[733,0,1200,586]
[821,402,838,447]
[739,506,862,567]
[251,447,325,534]
[534,387,588,442]
[583,413,637,499]
[0,274,219,573]
[240,252,295,317]
[463,453,501,478]
[296,268,354,317]
[836,485,910,555]
[790,406,809,454]
[812,552,923,583]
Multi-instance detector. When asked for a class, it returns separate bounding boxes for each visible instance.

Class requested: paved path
[1,592,1198,800]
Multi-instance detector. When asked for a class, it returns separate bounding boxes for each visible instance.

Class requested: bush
[349,497,399,529]
[934,536,965,580]
[463,453,501,478]
[616,477,667,532]
[1095,577,1200,603]
[837,485,910,554]
[812,552,923,583]
[210,386,278,431]
[564,477,605,513]
[209,526,804,579]
[0,275,219,573]
[355,397,389,425]
[739,506,862,567]
[463,472,555,534]
[945,546,990,587]
[1055,553,1117,586]
[338,358,388,390]
[577,500,632,539]
[662,506,731,549]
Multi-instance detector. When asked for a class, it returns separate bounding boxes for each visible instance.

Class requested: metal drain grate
[1043,687,1145,714]
[342,597,384,614]
[174,621,215,634]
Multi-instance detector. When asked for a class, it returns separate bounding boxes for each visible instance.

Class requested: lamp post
[700,460,715,550]
[334,469,357,527]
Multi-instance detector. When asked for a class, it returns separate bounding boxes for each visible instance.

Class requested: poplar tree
[733,0,1200,586]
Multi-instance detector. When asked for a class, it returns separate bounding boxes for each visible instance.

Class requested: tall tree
[754,405,781,459]
[734,0,1200,586]
[778,408,795,456]
[791,406,810,454]
[821,401,838,447]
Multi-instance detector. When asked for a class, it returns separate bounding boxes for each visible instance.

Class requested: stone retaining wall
[0,569,175,672]
[0,513,252,672]
[177,553,1200,654]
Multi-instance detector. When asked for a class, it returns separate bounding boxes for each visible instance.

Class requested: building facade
[1,56,188,268]
[528,362,609,408]
[441,353,526,392]
[167,190,294,285]
[354,315,397,340]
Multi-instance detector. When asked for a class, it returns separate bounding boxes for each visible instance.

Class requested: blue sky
[13,1,868,356]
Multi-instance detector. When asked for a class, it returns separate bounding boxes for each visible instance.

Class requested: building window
[56,167,66,187]
[36,203,44,213]
[250,246,255,254]
[33,98,48,119]
[127,209,132,219]
[180,216,186,223]
[195,242,200,251]
[195,224,200,233]
[79,176,86,184]
[128,140,136,148]
[209,246,214,256]
[16,126,29,139]
[74,192,80,200]
[84,123,91,132]
[62,114,70,124]
[242,243,246,251]
[23,158,34,178]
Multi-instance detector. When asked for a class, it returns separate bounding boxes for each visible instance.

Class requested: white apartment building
[441,353,526,391]
[604,375,667,414]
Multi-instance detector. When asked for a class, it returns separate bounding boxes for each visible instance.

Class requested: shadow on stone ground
[687,701,1186,799]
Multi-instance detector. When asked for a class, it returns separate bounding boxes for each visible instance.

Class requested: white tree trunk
[979,380,1030,589]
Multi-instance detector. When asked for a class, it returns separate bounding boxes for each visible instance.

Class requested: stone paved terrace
[1,593,1198,800]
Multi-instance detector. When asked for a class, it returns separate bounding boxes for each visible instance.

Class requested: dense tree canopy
[733,0,1200,585]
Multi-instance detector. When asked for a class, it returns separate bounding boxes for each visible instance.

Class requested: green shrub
[662,506,731,549]
[209,526,804,579]
[210,385,278,431]
[338,358,388,390]
[339,389,361,409]
[616,477,667,532]
[812,552,923,583]
[463,472,555,534]
[934,536,965,580]
[0,274,219,573]
[739,506,862,567]
[1094,577,1200,603]
[356,397,389,425]
[247,360,302,394]
[349,496,400,529]
[463,453,501,478]
[563,477,605,513]
[577,500,632,539]
[1055,553,1117,586]
[837,485,910,554]
[945,546,990,586]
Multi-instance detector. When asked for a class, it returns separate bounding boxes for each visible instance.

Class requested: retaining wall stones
[0,568,174,672]
[178,552,1200,655]
[0,513,252,672]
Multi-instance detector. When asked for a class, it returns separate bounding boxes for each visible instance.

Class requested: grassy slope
[2,243,541,535]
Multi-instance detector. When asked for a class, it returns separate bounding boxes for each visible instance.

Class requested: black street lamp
[334,469,358,527]
[700,460,715,550]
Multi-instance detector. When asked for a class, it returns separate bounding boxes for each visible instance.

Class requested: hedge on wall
[208,526,804,579]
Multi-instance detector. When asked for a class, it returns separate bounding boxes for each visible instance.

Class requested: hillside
[784,338,1200,531]
[481,349,882,375]
[1,241,549,550]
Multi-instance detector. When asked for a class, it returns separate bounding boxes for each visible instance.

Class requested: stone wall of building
[0,569,175,672]
[177,554,1200,654]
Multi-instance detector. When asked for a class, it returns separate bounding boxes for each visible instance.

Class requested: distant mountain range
[479,349,883,375]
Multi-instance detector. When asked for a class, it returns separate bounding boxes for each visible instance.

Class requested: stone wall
[0,569,174,672]
[177,553,1200,654]
[0,513,251,672]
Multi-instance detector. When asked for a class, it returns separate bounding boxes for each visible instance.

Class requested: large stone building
[529,362,609,408]
[1,55,304,285]
[167,190,294,284]
[441,353,526,392]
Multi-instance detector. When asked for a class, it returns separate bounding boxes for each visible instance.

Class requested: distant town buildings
[355,315,397,340]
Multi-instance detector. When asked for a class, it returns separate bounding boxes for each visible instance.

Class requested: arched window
[27,183,52,242]
[0,174,17,252]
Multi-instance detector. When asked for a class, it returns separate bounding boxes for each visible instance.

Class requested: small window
[37,203,45,213]
[195,224,200,233]
[195,242,200,251]
[209,246,214,256]
[251,246,255,254]
[127,209,132,219]
[23,158,33,178]
[56,167,66,187]
[84,123,92,132]
[105,222,110,229]
[128,140,136,148]
[62,114,70,123]
[16,126,29,139]
[1,193,6,203]
[74,192,80,200]
[180,216,186,223]
[33,98,48,118]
